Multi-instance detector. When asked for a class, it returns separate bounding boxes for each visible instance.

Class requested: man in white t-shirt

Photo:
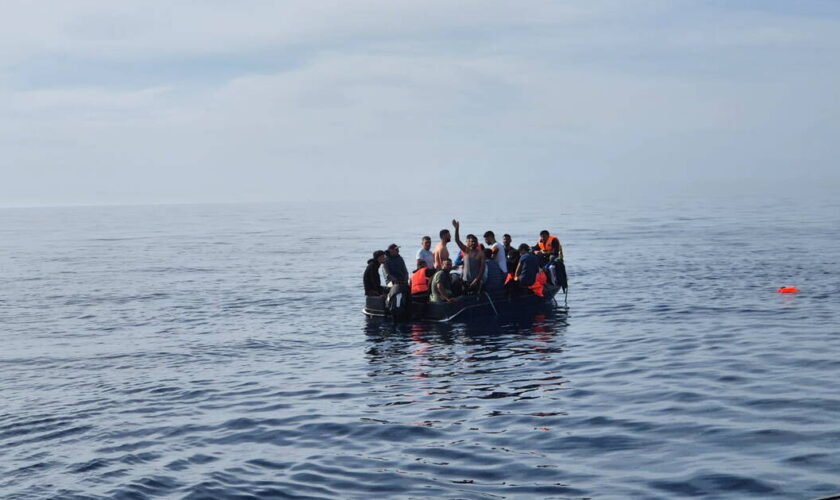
[416,236,435,269]
[483,231,508,274]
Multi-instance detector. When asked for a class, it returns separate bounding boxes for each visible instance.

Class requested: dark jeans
[463,280,482,296]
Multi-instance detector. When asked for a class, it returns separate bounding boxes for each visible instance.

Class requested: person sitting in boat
[410,259,435,301]
[383,243,409,286]
[453,249,464,270]
[433,229,451,269]
[363,250,387,296]
[512,245,548,297]
[416,236,434,270]
[513,243,539,289]
[430,258,457,303]
[535,230,567,293]
[535,230,563,265]
[452,219,485,295]
[482,248,505,293]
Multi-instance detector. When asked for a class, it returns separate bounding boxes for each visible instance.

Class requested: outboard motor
[386,283,411,321]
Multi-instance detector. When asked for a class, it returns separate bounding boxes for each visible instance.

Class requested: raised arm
[452,219,467,252]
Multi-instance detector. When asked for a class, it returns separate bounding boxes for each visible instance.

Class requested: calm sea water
[1,198,839,499]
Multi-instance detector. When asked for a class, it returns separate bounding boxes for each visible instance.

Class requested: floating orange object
[777,287,799,293]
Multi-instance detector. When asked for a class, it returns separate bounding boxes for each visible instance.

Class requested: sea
[1,196,839,499]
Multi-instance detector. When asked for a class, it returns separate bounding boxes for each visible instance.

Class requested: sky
[1,0,839,206]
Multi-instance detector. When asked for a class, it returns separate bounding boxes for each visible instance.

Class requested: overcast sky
[2,0,839,206]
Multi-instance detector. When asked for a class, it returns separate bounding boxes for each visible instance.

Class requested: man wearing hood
[364,250,387,296]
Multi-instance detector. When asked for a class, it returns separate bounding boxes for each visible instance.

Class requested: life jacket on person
[411,268,430,295]
[529,269,547,297]
[538,235,560,255]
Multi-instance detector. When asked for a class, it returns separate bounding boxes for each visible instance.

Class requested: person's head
[502,234,511,246]
[439,229,451,242]
[466,234,478,249]
[387,243,400,256]
[373,250,386,264]
[416,259,427,269]
[518,243,531,254]
[421,236,431,250]
[442,258,453,271]
[483,230,495,245]
[539,230,549,241]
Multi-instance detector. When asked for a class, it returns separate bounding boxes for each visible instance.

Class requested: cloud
[1,1,839,205]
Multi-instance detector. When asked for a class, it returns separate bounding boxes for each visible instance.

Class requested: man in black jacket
[363,250,386,296]
[383,243,409,285]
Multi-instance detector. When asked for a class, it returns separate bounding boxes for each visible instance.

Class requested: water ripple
[1,201,839,498]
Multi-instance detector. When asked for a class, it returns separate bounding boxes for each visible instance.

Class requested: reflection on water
[364,311,570,425]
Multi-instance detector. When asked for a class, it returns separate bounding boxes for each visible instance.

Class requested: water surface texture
[2,199,839,499]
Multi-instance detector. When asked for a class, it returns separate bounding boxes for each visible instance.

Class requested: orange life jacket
[538,235,560,255]
[529,270,547,297]
[411,268,430,294]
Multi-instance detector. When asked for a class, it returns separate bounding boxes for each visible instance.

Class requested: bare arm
[451,219,467,252]
[433,247,442,269]
[436,281,452,301]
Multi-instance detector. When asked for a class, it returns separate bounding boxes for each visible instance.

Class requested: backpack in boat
[545,259,568,292]
[386,284,411,320]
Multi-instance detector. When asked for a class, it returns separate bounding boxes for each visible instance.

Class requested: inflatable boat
[363,284,565,323]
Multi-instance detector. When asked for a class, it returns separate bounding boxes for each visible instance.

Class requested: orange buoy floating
[777,287,799,293]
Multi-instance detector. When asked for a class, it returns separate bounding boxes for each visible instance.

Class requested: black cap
[387,243,400,251]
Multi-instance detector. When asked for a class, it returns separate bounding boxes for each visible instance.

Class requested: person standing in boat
[433,229,451,269]
[483,231,508,275]
[416,236,435,270]
[363,250,387,296]
[502,234,519,280]
[452,220,485,295]
[383,243,409,286]
[482,248,505,293]
[430,258,456,303]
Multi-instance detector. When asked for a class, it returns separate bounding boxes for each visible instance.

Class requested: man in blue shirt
[514,243,539,286]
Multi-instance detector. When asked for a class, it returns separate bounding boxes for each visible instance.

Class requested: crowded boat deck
[363,220,568,321]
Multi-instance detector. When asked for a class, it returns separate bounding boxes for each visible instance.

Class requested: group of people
[364,219,567,304]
